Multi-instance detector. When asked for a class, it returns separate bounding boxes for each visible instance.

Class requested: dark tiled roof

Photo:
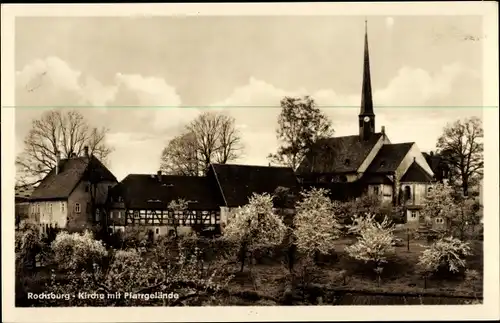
[210,164,299,208]
[365,143,414,173]
[15,185,35,199]
[30,156,117,201]
[109,174,223,210]
[296,133,383,174]
[361,173,394,185]
[400,162,434,183]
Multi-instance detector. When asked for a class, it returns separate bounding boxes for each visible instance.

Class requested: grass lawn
[222,237,483,305]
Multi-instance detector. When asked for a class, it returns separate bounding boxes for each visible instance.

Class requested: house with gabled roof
[104,163,299,239]
[29,146,118,234]
[296,22,436,227]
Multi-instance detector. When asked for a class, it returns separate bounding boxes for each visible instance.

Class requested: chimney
[157,170,162,183]
[430,151,434,157]
[55,150,61,174]
[83,146,89,158]
[381,126,385,135]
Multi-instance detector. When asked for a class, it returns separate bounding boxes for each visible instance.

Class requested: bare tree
[160,112,243,175]
[160,132,202,176]
[16,109,113,186]
[436,117,483,196]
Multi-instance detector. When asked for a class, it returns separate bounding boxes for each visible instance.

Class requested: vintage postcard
[2,2,499,322]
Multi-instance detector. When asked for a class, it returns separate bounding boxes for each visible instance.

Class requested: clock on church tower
[364,116,370,122]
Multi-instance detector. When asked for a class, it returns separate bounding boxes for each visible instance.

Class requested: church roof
[366,143,414,173]
[30,156,117,201]
[400,162,434,183]
[296,133,383,174]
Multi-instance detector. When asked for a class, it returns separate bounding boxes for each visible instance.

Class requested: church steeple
[359,19,375,141]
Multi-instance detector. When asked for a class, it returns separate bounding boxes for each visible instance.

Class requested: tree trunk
[239,243,247,272]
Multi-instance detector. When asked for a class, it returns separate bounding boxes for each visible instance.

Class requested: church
[295,23,441,227]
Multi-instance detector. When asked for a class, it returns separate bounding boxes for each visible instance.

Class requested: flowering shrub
[345,214,396,267]
[417,236,473,275]
[51,231,108,271]
[45,231,234,306]
[293,188,343,256]
[224,193,287,271]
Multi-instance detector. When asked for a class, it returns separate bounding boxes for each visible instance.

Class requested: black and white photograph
[2,2,499,322]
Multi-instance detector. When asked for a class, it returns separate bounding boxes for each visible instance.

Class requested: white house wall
[30,200,68,230]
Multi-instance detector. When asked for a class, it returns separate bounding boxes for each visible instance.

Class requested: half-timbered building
[105,172,225,239]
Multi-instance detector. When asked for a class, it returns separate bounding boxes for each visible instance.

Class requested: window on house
[436,218,444,224]
[95,209,100,221]
[75,203,81,213]
[411,211,417,218]
[155,228,159,234]
[118,211,122,219]
[49,203,53,214]
[373,186,380,195]
[61,202,65,213]
[427,187,433,195]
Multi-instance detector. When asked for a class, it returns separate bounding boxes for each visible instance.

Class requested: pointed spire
[360,19,374,116]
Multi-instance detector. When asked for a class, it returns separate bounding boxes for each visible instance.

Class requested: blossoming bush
[345,213,396,268]
[224,193,287,271]
[418,236,473,276]
[293,188,343,256]
[51,231,108,271]
[45,232,234,306]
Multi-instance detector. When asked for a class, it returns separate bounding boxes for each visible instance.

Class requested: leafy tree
[293,188,343,257]
[345,214,396,269]
[268,96,334,170]
[223,193,287,272]
[417,236,472,277]
[16,221,44,270]
[420,183,459,232]
[437,117,483,196]
[160,131,202,176]
[16,109,112,186]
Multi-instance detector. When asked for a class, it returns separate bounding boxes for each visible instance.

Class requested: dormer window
[344,159,351,166]
[380,160,386,167]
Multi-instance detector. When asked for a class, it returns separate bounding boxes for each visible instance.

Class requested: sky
[14,16,484,181]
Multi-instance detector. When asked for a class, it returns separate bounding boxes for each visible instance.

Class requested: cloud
[210,62,482,164]
[15,56,482,177]
[15,57,196,179]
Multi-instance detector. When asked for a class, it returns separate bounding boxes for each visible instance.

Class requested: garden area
[15,183,483,307]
